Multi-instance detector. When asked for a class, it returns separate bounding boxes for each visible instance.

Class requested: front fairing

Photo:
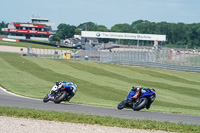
[48,85,60,101]
[126,90,135,100]
[51,85,59,92]
[45,93,54,101]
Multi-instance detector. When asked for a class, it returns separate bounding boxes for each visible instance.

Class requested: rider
[54,81,77,101]
[131,86,152,101]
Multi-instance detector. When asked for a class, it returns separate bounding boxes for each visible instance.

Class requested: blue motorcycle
[117,88,156,111]
[43,83,76,104]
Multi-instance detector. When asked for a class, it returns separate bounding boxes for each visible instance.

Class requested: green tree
[0,21,8,35]
[56,23,76,39]
[96,25,109,32]
[111,23,131,33]
[130,20,146,33]
[54,20,200,48]
[74,28,81,35]
[52,35,60,42]
[77,22,97,31]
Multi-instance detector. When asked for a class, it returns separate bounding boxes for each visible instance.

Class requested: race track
[0,87,200,125]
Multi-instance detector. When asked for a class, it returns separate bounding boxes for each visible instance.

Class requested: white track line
[0,87,126,109]
[0,86,41,101]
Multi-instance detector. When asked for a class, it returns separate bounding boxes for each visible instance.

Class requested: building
[1,18,56,41]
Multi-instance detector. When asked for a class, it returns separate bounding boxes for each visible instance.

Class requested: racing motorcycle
[117,88,156,111]
[43,85,73,104]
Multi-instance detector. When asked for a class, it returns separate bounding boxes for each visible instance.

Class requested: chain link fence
[26,46,200,72]
[100,47,200,66]
[99,47,200,72]
[27,47,72,59]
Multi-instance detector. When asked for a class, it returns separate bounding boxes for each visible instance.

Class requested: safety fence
[26,47,72,59]
[100,48,200,66]
[99,47,200,72]
[26,47,200,72]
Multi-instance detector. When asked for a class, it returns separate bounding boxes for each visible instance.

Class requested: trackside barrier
[26,47,200,72]
[0,38,19,42]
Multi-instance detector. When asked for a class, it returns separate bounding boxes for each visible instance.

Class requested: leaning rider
[55,81,77,101]
[131,86,152,101]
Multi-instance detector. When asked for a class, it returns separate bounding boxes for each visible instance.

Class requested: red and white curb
[0,38,19,42]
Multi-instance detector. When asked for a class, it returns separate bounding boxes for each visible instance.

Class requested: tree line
[56,20,200,48]
[1,20,200,48]
[0,21,8,35]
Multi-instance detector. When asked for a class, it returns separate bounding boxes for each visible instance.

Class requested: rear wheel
[132,97,148,111]
[54,91,68,104]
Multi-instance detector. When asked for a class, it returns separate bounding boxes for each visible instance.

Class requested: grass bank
[0,106,199,133]
[0,52,200,116]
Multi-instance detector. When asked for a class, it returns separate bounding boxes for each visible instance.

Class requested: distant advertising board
[14,23,44,28]
[81,31,166,41]
[8,29,49,34]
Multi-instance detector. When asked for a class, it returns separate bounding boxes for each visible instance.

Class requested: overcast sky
[1,0,199,30]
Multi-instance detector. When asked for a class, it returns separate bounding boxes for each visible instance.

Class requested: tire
[54,91,68,104]
[117,100,126,110]
[43,95,50,103]
[132,97,148,111]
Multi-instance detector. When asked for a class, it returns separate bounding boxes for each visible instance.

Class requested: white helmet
[56,81,63,88]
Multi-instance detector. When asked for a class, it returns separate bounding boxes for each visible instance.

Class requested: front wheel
[43,94,50,103]
[132,97,148,111]
[54,91,68,104]
[117,100,126,110]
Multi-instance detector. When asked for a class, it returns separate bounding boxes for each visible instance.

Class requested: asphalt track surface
[0,87,200,125]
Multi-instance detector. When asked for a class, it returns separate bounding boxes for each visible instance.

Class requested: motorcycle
[117,88,156,111]
[43,85,73,104]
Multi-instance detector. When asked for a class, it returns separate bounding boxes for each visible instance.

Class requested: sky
[1,0,200,30]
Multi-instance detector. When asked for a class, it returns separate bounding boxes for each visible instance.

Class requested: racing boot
[66,95,72,101]
[146,102,152,110]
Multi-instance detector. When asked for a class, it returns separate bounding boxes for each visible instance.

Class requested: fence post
[198,51,200,66]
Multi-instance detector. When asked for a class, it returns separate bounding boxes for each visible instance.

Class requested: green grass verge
[0,52,200,116]
[0,106,199,133]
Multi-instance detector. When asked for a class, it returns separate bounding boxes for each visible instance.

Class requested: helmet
[138,86,142,89]
[132,86,137,91]
[135,86,142,91]
[56,81,63,88]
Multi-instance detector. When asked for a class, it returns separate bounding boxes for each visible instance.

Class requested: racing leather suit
[131,86,149,100]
